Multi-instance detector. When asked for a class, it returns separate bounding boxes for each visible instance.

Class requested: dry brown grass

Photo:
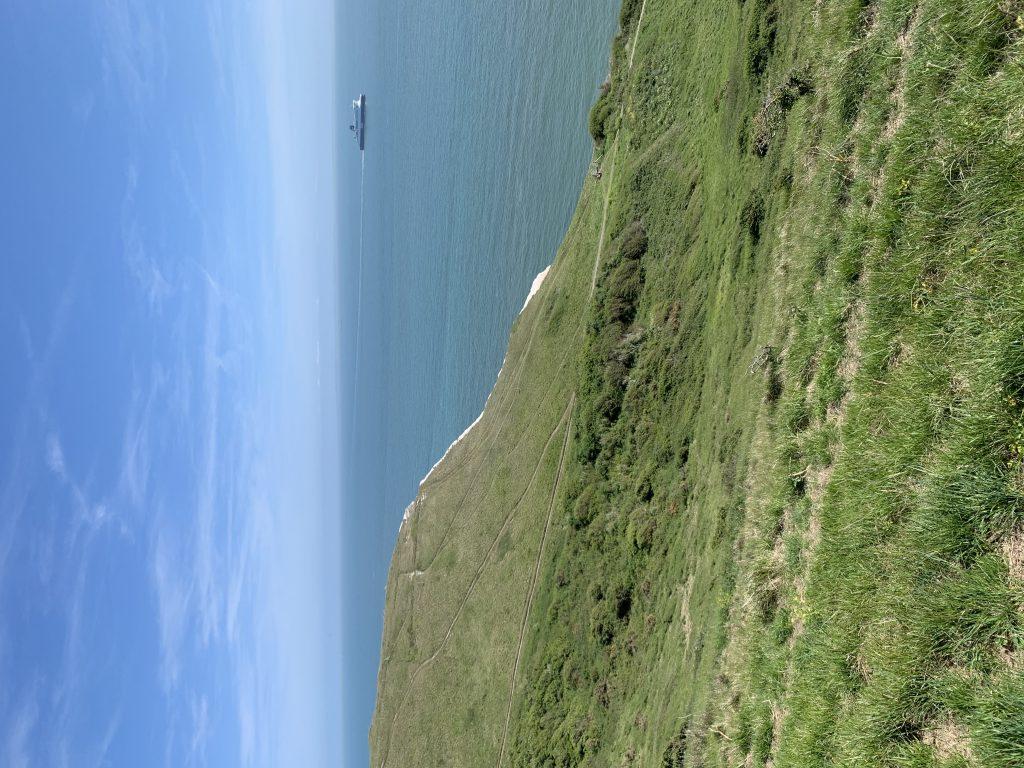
[882,4,925,141]
[1003,529,1024,583]
[922,717,975,764]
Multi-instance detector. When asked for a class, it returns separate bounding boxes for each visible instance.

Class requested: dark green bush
[589,89,615,145]
[619,0,643,32]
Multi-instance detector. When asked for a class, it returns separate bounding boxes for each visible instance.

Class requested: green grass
[371,0,1024,766]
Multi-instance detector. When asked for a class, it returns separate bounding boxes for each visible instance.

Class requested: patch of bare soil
[922,717,975,764]
[1003,529,1024,582]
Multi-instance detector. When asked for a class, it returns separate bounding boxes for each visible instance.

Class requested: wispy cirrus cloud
[13,264,81,393]
[151,528,191,693]
[90,707,123,768]
[189,694,210,765]
[0,263,121,766]
[45,434,67,481]
[43,431,115,545]
[115,366,165,513]
[96,0,166,113]
[142,270,277,767]
[120,164,172,313]
[46,431,123,558]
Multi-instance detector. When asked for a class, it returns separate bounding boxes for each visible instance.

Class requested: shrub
[571,486,600,529]
[589,90,615,145]
[619,0,643,33]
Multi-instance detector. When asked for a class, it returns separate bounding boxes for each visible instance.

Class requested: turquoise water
[337,0,619,762]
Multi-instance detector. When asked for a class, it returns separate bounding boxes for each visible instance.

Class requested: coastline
[521,266,551,312]
[401,264,552,528]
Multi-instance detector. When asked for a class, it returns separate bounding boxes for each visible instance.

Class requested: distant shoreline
[401,264,552,528]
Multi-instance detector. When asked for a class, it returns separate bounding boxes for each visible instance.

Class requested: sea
[335,0,620,763]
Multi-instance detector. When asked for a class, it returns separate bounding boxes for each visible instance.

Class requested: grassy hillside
[372,0,1024,766]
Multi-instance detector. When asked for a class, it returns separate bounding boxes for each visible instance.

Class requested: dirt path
[590,0,649,296]
[379,399,575,768]
[495,395,575,768]
[414,320,582,572]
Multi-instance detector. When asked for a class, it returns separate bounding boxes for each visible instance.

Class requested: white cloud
[19,269,81,391]
[97,0,166,112]
[41,427,125,550]
[224,516,251,645]
[92,708,122,768]
[151,530,191,692]
[116,373,157,510]
[42,431,107,547]
[45,434,67,481]
[190,694,210,764]
[120,163,172,312]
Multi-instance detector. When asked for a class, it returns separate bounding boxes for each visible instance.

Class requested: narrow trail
[379,399,575,768]
[591,148,618,295]
[590,0,648,297]
[627,0,648,71]
[496,396,575,768]
[414,314,582,572]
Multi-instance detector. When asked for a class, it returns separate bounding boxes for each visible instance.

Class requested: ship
[349,94,365,150]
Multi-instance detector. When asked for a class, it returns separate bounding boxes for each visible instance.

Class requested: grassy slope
[372,0,1024,766]
[369,150,604,767]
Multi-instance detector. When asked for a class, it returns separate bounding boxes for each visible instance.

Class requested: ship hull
[354,94,366,150]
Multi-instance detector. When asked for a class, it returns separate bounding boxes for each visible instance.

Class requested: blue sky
[0,1,343,765]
